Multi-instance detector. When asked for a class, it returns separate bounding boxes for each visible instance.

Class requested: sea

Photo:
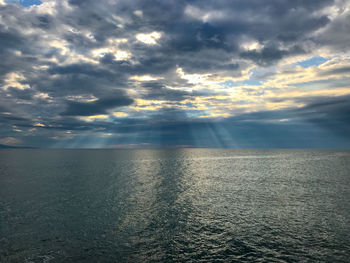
[0,149,349,262]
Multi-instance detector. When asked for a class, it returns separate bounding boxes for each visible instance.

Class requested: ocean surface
[0,149,349,262]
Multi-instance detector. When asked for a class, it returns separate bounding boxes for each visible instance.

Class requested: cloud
[0,136,21,145]
[61,94,134,116]
[0,0,349,148]
[319,66,350,76]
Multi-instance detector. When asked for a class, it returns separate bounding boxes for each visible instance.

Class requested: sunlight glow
[113,112,128,117]
[241,41,264,51]
[92,48,131,60]
[33,122,45,127]
[136,32,162,45]
[3,72,30,90]
[79,115,109,122]
[130,75,163,81]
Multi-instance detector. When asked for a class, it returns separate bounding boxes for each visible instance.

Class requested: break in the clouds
[0,0,350,148]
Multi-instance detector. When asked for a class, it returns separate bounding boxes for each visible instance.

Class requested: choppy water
[0,149,349,262]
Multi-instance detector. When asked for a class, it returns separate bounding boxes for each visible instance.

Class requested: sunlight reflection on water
[0,149,349,262]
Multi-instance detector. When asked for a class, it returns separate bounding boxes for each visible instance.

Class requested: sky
[0,0,350,148]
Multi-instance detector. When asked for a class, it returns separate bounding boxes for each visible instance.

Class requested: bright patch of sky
[241,70,267,86]
[221,79,261,87]
[242,79,261,86]
[297,57,328,68]
[220,80,235,88]
[5,0,42,7]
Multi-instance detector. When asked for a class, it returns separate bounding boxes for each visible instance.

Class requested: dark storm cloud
[293,95,350,128]
[240,45,306,66]
[0,111,31,134]
[61,94,134,116]
[223,95,350,141]
[5,87,36,100]
[0,0,335,82]
[9,94,349,149]
[140,82,190,101]
[113,95,350,148]
[62,0,335,68]
[0,25,36,77]
[58,94,350,134]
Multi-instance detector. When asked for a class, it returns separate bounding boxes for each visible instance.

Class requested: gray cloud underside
[1,94,349,148]
[0,0,349,147]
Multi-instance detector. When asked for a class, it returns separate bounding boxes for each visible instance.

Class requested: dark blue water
[0,149,349,262]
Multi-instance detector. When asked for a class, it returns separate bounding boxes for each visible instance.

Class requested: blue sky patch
[5,0,42,7]
[220,80,235,88]
[297,57,328,68]
[242,79,261,86]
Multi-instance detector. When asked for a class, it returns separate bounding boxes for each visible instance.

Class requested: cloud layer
[0,0,350,148]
